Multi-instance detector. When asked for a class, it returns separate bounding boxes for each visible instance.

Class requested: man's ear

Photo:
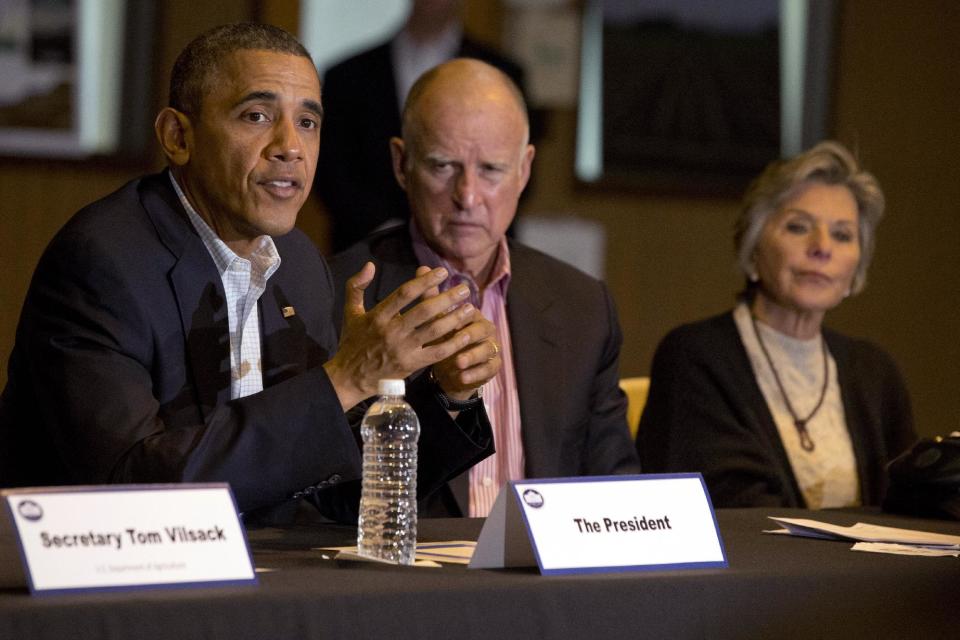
[155,107,192,166]
[519,143,536,192]
[389,137,408,191]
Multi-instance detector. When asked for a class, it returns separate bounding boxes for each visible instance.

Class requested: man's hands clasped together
[324,262,502,411]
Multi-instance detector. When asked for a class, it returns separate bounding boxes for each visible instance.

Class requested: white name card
[0,484,257,595]
[469,474,727,575]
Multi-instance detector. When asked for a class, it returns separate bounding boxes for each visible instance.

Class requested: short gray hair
[733,140,885,295]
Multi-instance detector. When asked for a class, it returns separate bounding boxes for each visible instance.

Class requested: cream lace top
[733,304,860,508]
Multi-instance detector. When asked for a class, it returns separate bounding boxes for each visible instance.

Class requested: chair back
[619,376,650,439]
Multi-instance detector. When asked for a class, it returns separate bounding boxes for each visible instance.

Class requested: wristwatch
[428,368,484,412]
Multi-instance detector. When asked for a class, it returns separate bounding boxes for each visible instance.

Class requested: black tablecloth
[2,508,959,639]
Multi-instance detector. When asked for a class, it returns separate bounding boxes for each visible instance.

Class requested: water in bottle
[357,378,420,564]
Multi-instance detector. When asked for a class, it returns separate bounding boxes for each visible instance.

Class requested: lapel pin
[282,306,296,318]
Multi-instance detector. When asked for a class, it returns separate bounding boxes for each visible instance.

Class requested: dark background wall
[2,0,957,438]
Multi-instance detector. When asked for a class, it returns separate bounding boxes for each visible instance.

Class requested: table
[1,508,958,639]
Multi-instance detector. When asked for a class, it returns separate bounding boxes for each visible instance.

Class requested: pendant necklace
[750,314,828,452]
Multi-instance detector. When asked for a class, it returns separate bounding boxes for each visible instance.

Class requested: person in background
[638,141,916,508]
[0,23,500,524]
[330,58,639,518]
[314,0,529,252]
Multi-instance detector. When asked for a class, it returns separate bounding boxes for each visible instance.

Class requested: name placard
[0,484,257,595]
[469,474,727,575]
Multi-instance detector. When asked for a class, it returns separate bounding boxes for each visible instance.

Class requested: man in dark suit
[0,23,501,524]
[314,0,528,252]
[330,59,639,518]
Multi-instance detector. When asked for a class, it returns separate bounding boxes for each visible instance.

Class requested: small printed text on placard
[573,515,672,534]
[39,526,226,551]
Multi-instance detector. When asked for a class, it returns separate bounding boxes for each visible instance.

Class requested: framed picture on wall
[576,0,837,195]
[0,0,155,159]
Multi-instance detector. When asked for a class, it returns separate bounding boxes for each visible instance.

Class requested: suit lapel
[141,173,231,420]
[260,281,307,388]
[375,258,416,304]
[371,230,419,307]
[507,247,565,476]
[170,249,231,418]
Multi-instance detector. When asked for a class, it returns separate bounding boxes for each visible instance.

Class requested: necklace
[749,314,828,452]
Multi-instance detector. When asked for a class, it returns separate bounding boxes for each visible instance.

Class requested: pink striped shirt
[411,223,524,517]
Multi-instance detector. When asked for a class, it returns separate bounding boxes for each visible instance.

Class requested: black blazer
[0,173,492,522]
[314,36,528,252]
[638,311,917,507]
[330,226,640,516]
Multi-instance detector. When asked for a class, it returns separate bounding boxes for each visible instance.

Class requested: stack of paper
[766,517,960,557]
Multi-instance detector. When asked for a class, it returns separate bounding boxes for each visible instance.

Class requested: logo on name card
[522,489,544,508]
[17,500,44,521]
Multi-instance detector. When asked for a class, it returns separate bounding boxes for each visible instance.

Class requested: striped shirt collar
[409,219,511,305]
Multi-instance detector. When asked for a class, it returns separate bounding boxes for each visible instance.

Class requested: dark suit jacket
[315,37,528,252]
[0,173,493,523]
[638,311,917,508]
[330,227,640,516]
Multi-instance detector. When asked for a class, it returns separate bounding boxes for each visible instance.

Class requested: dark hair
[169,23,314,114]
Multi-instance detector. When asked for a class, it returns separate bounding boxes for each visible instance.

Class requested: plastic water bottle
[357,379,420,564]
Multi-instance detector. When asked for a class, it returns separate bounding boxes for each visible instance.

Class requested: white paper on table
[767,517,960,549]
[851,542,960,557]
[316,541,477,567]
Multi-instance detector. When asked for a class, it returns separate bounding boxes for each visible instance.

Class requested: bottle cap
[377,379,405,396]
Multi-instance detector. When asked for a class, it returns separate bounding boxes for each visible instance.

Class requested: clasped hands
[324,262,502,411]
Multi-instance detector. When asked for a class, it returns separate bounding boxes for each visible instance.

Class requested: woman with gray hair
[637,141,916,508]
